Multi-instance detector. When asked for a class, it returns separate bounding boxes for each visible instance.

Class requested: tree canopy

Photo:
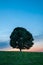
[10,27,34,51]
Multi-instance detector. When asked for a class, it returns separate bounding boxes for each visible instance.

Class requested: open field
[0,51,43,65]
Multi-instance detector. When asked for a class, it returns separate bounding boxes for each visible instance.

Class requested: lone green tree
[10,27,34,51]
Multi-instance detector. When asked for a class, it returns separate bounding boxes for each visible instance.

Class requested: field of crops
[0,51,43,65]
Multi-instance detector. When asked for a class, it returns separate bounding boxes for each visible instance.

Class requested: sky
[0,0,43,51]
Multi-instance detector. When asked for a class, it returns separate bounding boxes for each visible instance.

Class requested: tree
[10,27,34,51]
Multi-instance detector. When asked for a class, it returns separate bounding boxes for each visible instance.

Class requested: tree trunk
[20,49,21,52]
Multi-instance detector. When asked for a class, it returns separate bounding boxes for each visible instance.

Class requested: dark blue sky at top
[0,0,43,41]
[0,0,43,13]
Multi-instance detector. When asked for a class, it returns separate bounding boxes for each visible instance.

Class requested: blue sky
[0,0,43,41]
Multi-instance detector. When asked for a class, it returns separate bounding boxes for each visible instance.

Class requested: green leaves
[10,27,34,51]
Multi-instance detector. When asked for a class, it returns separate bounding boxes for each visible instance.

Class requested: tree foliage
[10,27,34,51]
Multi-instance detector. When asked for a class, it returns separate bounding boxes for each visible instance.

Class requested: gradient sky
[0,0,43,51]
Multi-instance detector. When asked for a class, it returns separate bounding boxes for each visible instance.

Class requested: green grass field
[0,51,43,65]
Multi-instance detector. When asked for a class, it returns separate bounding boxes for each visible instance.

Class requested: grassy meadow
[0,51,43,65]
